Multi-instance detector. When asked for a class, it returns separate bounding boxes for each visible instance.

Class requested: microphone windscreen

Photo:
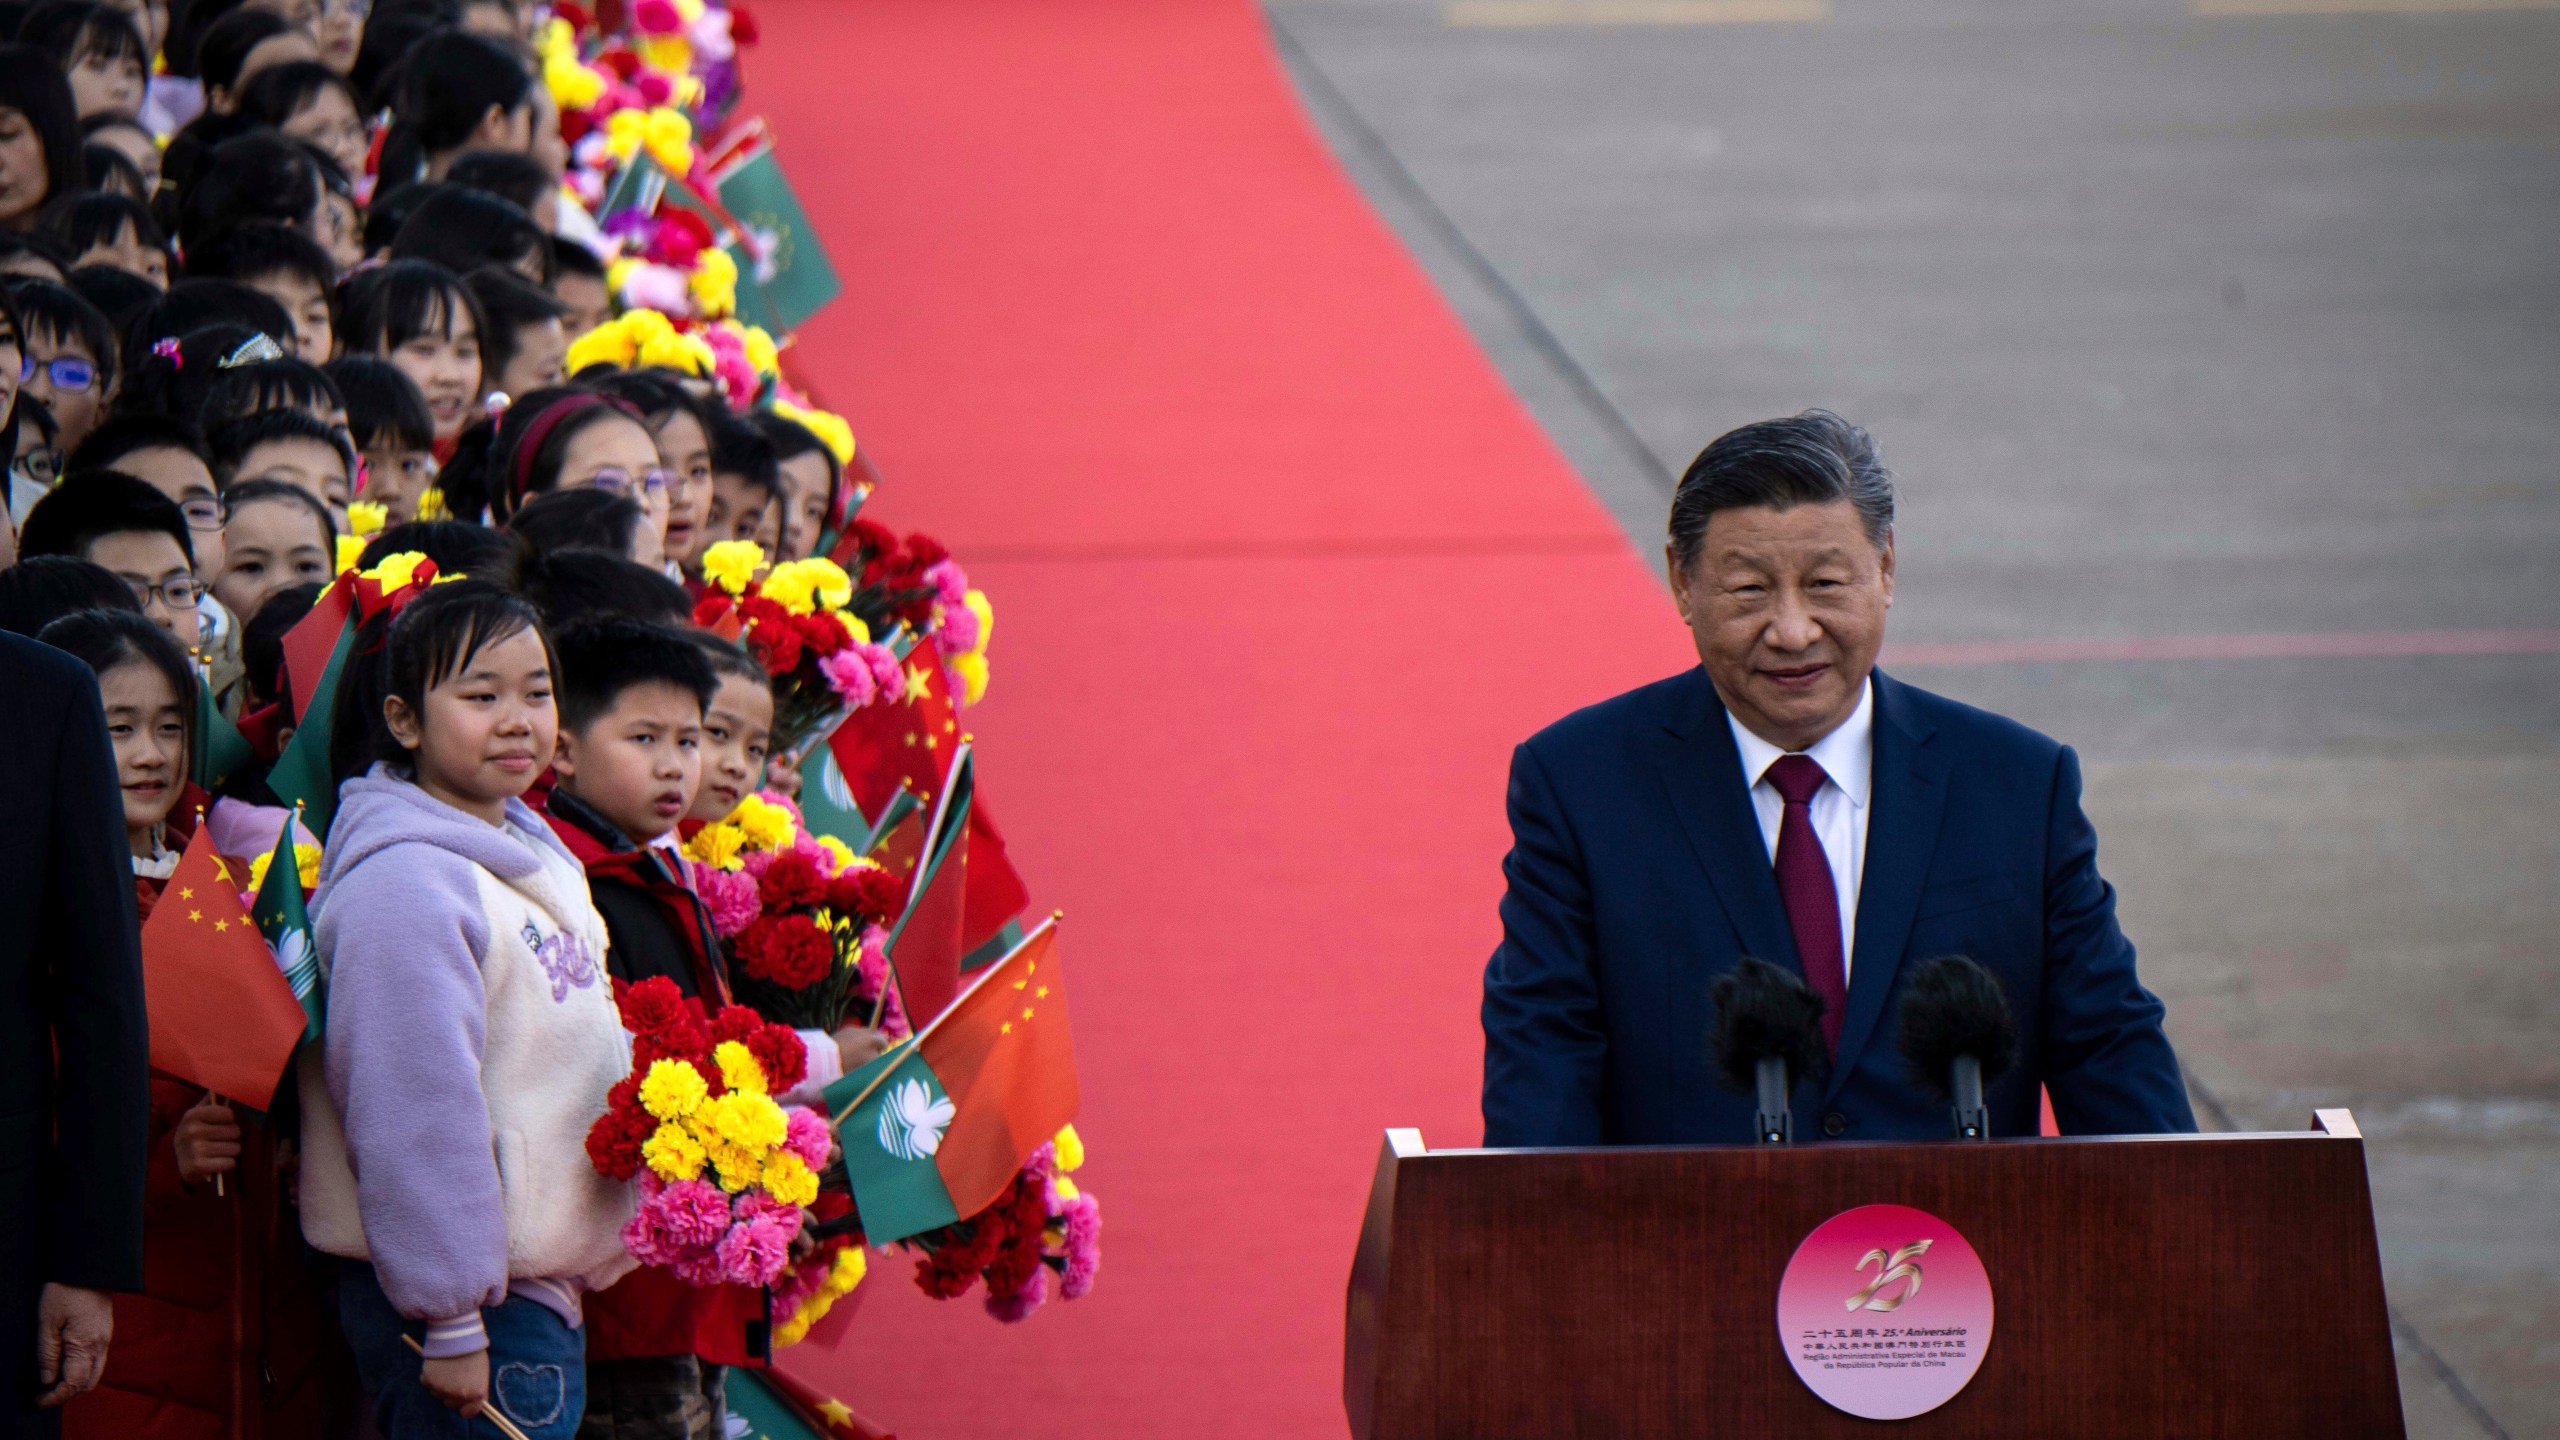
[1895,955,2019,1102]
[1708,957,1829,1093]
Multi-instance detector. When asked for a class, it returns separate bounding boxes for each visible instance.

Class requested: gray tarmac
[1268,1,2560,1431]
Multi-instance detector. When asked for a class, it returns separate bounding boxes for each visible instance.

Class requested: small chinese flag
[139,825,308,1108]
[728,1365,896,1440]
[829,918,1078,1244]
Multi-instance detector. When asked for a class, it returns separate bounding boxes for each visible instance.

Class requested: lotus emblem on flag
[878,1076,954,1161]
[275,928,315,986]
[818,750,856,812]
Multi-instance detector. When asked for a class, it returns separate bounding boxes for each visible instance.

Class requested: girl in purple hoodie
[296,581,633,1439]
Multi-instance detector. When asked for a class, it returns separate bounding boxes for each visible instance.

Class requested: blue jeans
[338,1262,587,1440]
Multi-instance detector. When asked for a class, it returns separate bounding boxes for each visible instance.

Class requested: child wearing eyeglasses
[9,277,120,455]
[17,473,206,653]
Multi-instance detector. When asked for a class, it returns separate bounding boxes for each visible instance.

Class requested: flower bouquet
[585,977,826,1290]
[867,1127,1101,1324]
[830,521,996,706]
[681,791,907,1033]
[687,541,907,755]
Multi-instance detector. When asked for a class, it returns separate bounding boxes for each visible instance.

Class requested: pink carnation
[861,644,903,702]
[694,864,762,936]
[857,929,908,1038]
[635,70,675,107]
[716,1211,796,1287]
[817,647,878,707]
[984,1261,1047,1324]
[935,600,981,657]
[921,559,968,608]
[653,1179,733,1250]
[632,0,683,33]
[1060,1193,1102,1299]
[784,1107,832,1170]
[671,1249,728,1287]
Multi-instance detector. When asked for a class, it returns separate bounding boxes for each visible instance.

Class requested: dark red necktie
[1767,754,1846,1055]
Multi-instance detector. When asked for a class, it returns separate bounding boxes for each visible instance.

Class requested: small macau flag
[250,817,323,1042]
[827,917,1079,1245]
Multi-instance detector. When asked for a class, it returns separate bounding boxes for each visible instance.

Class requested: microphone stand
[1753,1056,1792,1145]
[1950,1053,1988,1140]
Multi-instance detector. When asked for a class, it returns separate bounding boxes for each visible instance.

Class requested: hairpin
[152,336,183,369]
[218,333,288,370]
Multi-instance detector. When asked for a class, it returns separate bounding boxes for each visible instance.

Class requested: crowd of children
[0,3,890,1437]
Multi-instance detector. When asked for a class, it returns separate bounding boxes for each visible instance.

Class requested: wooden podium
[1345,1112,2403,1438]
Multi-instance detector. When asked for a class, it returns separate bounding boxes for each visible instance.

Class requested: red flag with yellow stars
[828,918,1079,1243]
[729,1365,896,1440]
[139,825,308,1108]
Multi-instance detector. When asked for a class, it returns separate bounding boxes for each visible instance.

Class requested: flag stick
[832,913,1059,1127]
[209,1091,226,1198]
[399,1336,536,1440]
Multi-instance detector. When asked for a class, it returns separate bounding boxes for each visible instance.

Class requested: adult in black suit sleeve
[0,632,149,1435]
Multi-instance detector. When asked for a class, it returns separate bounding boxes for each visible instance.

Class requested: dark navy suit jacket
[1481,666,2194,1147]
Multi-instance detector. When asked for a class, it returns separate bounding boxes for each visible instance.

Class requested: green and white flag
[249,817,322,1041]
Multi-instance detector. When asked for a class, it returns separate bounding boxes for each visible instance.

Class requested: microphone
[1709,958,1829,1145]
[1895,955,2019,1140]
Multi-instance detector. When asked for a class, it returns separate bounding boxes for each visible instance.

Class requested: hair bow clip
[152,336,183,369]
[218,333,288,370]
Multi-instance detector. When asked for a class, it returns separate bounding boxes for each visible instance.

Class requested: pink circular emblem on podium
[1775,1203,1994,1420]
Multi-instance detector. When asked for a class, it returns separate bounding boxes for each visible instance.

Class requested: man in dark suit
[0,631,150,1435]
[1482,411,2193,1147]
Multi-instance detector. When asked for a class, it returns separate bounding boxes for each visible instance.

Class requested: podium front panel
[1345,1124,2401,1439]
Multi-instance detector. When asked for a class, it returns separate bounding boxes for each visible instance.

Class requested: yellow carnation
[713,1040,767,1098]
[604,107,649,166]
[639,1058,710,1121]
[334,533,364,575]
[636,327,716,376]
[688,248,737,319]
[1053,1124,1085,1172]
[815,836,855,872]
[761,1151,819,1208]
[346,500,386,536]
[701,538,764,596]
[773,399,854,465]
[565,322,637,376]
[826,1245,866,1295]
[706,1090,788,1152]
[758,562,816,616]
[741,326,780,378]
[949,651,988,707]
[641,1121,707,1182]
[415,487,451,520]
[360,550,429,592]
[707,1139,763,1193]
[683,820,747,871]
[639,39,694,91]
[729,795,795,852]
[962,590,994,656]
[1053,1175,1079,1203]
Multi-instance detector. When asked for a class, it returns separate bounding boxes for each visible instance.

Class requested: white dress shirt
[1727,679,1875,979]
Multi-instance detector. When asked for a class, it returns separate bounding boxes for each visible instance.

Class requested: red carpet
[752,2,1693,1432]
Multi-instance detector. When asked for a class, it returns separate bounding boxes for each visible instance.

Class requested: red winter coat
[537,790,765,1369]
[63,838,354,1440]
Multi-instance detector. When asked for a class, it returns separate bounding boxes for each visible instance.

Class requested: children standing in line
[298,583,631,1439]
[37,607,347,1440]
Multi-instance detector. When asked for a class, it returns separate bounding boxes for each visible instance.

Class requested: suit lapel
[1651,671,1799,971]
[1825,670,1951,1098]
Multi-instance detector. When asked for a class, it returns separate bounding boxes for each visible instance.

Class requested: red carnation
[982,1239,1041,1298]
[747,623,803,675]
[902,533,950,568]
[596,45,641,80]
[710,1004,765,1047]
[692,592,734,628]
[615,975,688,1041]
[727,2,757,44]
[827,867,904,928]
[793,611,848,657]
[585,1104,653,1180]
[555,1,594,28]
[759,851,829,909]
[738,594,790,627]
[811,1191,853,1225]
[736,913,833,987]
[746,1025,806,1093]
